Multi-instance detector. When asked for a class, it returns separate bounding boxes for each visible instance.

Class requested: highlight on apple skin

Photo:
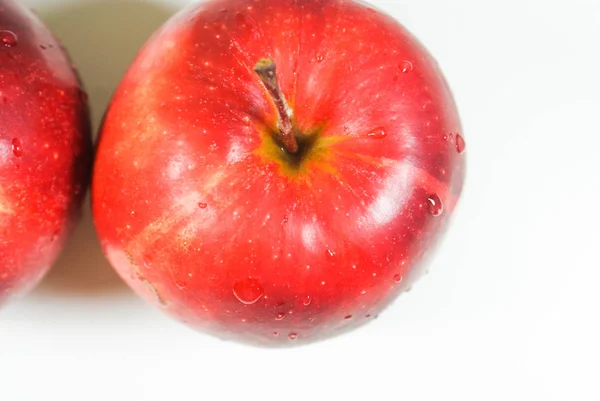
[92,0,466,346]
[0,0,92,305]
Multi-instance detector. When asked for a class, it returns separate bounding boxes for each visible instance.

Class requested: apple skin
[0,0,92,305]
[93,0,465,346]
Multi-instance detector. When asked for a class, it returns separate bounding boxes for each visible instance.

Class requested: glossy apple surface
[93,0,465,346]
[0,0,91,305]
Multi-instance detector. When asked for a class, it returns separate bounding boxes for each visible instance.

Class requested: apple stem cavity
[254,58,299,154]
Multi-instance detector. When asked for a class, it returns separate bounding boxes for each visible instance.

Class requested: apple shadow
[33,0,178,297]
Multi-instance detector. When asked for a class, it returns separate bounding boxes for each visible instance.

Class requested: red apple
[0,1,91,305]
[93,0,465,346]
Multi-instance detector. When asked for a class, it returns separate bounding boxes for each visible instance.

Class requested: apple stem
[254,58,299,154]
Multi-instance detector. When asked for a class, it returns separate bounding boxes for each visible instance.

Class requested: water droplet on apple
[11,138,22,157]
[367,128,387,139]
[288,333,298,340]
[316,53,325,63]
[302,296,312,306]
[344,315,353,320]
[426,194,443,216]
[173,275,189,290]
[327,249,336,257]
[143,255,154,269]
[275,312,285,320]
[0,30,18,47]
[399,60,413,73]
[235,12,247,27]
[455,133,466,153]
[232,278,264,305]
[393,274,403,283]
[242,116,251,126]
[282,216,289,224]
[198,202,208,209]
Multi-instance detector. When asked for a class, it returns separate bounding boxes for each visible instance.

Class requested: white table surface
[2,0,599,400]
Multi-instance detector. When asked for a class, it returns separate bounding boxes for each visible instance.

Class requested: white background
[1,0,599,400]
